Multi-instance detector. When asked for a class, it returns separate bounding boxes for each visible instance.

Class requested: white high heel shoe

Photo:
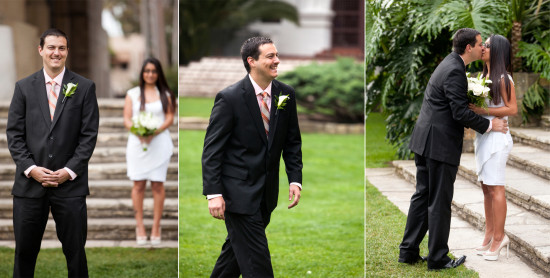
[475,239,492,255]
[151,227,162,246]
[483,235,510,261]
[136,228,148,246]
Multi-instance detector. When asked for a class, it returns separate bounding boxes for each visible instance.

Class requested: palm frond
[518,33,550,79]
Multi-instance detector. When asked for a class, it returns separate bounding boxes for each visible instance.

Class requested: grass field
[180,97,214,118]
[0,247,177,277]
[364,113,478,277]
[179,130,364,277]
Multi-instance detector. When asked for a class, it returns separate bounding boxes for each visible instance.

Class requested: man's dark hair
[39,28,69,49]
[240,37,273,73]
[452,28,480,55]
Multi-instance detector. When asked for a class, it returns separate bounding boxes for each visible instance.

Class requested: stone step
[366,167,547,278]
[0,99,127,118]
[0,217,178,240]
[391,160,550,275]
[459,153,550,220]
[0,117,178,133]
[541,115,550,130]
[511,128,550,151]
[0,180,178,199]
[0,198,178,219]
[0,162,178,181]
[0,132,178,148]
[508,143,550,180]
[0,146,178,164]
[88,162,178,180]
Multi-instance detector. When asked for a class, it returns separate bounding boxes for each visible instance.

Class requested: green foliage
[511,0,550,38]
[366,0,511,159]
[365,113,397,167]
[518,33,550,80]
[278,58,364,122]
[180,0,299,65]
[164,66,179,97]
[521,77,550,123]
[180,130,364,277]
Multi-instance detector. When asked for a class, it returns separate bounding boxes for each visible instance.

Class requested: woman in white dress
[469,35,517,261]
[123,58,175,245]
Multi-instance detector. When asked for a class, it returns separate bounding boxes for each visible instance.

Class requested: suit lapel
[242,77,268,146]
[267,82,280,150]
[51,69,73,130]
[34,70,52,129]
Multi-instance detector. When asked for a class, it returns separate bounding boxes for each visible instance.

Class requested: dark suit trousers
[211,203,273,278]
[13,191,88,278]
[399,153,458,268]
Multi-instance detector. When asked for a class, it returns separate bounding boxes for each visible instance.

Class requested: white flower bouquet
[466,72,492,110]
[130,111,162,151]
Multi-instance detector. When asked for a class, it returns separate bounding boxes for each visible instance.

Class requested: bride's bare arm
[469,78,517,117]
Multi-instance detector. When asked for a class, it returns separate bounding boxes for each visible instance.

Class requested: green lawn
[179,96,311,118]
[365,113,478,277]
[179,97,214,118]
[0,247,177,277]
[179,130,364,277]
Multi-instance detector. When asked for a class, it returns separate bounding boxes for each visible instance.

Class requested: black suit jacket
[202,76,303,215]
[409,52,489,166]
[7,68,99,198]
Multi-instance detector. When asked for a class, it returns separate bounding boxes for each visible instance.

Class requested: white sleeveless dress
[126,87,173,181]
[474,75,514,186]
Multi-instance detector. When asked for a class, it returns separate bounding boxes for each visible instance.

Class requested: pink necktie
[48,81,57,120]
[260,92,270,136]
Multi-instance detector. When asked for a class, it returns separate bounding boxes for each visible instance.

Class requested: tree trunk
[511,21,522,71]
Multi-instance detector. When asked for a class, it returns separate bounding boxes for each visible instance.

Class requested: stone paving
[366,168,547,278]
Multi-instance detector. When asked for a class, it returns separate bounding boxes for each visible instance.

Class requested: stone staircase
[179,57,330,98]
[366,127,550,275]
[0,99,178,247]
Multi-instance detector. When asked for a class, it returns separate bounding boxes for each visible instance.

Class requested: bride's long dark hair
[138,57,176,114]
[482,34,513,105]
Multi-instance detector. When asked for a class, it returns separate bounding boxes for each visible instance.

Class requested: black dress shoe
[428,255,466,270]
[398,255,428,265]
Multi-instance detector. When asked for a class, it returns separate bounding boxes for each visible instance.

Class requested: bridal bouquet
[130,111,162,151]
[466,72,492,110]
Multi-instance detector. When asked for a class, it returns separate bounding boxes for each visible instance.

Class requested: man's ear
[247,56,255,69]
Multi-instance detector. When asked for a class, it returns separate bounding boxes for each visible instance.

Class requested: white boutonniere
[62,82,78,103]
[275,93,290,110]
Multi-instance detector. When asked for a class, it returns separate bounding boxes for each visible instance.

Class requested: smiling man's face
[39,35,68,74]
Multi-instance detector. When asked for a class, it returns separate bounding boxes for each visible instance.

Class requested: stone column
[0,26,16,100]
[87,0,111,98]
[248,0,334,56]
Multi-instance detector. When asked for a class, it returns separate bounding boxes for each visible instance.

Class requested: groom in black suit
[7,28,99,277]
[202,37,303,277]
[398,28,508,270]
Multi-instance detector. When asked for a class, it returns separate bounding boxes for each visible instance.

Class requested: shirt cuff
[486,120,492,133]
[207,194,223,200]
[290,182,302,190]
[24,165,37,178]
[64,167,77,180]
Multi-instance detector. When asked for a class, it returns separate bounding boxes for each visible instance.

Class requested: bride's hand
[138,135,154,144]
[468,103,484,115]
